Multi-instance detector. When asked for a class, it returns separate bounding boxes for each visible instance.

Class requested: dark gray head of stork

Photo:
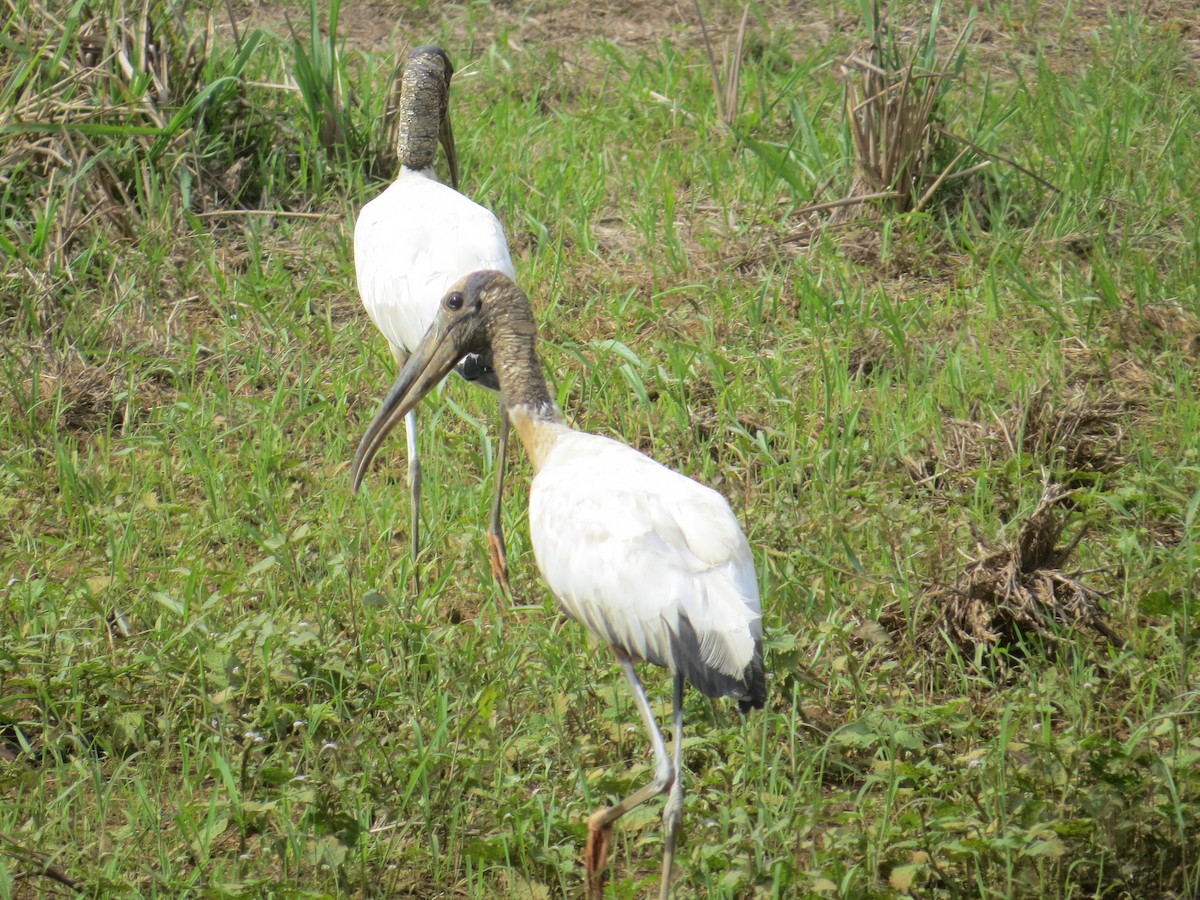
[352,271,528,492]
[397,46,458,189]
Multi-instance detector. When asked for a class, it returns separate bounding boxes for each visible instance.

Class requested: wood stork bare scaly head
[351,271,531,491]
[396,46,458,189]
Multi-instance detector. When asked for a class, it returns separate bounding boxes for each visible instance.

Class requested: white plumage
[348,270,766,898]
[356,173,515,358]
[528,430,762,696]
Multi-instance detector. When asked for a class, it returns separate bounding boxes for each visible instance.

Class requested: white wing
[354,172,516,354]
[529,431,762,702]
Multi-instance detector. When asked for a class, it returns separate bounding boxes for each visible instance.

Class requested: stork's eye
[446,292,464,311]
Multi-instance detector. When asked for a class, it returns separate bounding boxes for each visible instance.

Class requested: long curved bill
[439,113,459,190]
[350,317,466,493]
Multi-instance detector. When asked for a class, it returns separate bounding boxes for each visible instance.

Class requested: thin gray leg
[586,649,675,897]
[595,652,675,827]
[659,672,686,898]
[390,344,421,595]
[403,408,421,594]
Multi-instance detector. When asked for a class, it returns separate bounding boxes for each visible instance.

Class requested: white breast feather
[355,172,515,354]
[528,432,761,681]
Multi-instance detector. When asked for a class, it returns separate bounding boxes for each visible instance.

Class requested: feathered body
[526,427,765,710]
[356,173,515,359]
[350,270,766,898]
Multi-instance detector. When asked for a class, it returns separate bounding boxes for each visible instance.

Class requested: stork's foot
[585,810,613,899]
[486,532,511,603]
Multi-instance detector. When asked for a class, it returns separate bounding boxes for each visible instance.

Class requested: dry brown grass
[0,2,260,271]
[833,3,979,221]
[0,335,179,434]
[923,482,1121,648]
[898,341,1151,509]
[1117,299,1200,360]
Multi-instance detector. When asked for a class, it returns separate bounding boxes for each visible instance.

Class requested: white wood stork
[350,271,767,898]
[354,46,516,591]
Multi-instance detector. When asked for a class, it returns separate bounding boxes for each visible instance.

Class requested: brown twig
[193,209,337,220]
[795,190,901,217]
[0,830,84,893]
[934,125,1062,194]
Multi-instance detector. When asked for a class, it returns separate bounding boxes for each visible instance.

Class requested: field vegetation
[1,0,1198,897]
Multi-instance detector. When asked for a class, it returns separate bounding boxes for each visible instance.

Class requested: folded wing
[529,432,764,706]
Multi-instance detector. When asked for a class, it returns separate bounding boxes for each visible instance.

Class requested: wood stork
[354,46,516,591]
[350,271,766,898]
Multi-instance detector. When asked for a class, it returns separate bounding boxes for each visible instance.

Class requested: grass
[1,0,1199,897]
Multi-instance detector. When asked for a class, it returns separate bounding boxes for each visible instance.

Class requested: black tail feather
[455,352,499,390]
[737,650,767,713]
[669,616,767,712]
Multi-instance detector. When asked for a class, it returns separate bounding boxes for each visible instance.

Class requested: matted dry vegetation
[923,481,1121,648]
[0,3,245,252]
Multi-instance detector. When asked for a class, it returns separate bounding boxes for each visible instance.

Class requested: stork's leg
[403,408,421,594]
[485,403,511,600]
[586,649,675,899]
[659,673,686,899]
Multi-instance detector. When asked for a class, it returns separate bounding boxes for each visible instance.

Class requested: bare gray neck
[492,311,562,425]
[395,59,444,172]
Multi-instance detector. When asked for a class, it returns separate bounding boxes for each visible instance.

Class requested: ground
[1,0,1198,898]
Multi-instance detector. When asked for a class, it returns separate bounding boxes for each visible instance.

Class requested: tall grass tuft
[694,1,751,130]
[0,1,261,268]
[838,0,977,217]
[286,0,401,179]
[288,0,354,155]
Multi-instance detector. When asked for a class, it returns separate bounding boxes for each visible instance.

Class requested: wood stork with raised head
[350,271,767,898]
[355,46,516,591]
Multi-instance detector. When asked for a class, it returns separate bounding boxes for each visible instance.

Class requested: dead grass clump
[911,358,1146,500]
[837,224,973,284]
[53,358,130,431]
[0,3,261,267]
[1117,300,1200,360]
[3,347,123,432]
[848,327,894,379]
[832,2,981,222]
[1019,382,1141,478]
[3,339,178,434]
[927,483,1120,648]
